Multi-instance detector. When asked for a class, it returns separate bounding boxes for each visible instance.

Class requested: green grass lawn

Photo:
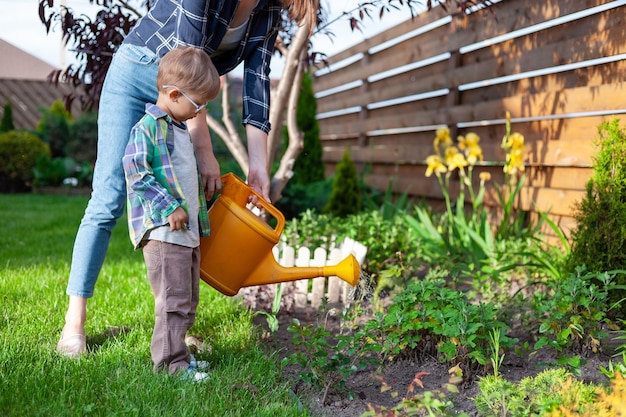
[0,194,308,416]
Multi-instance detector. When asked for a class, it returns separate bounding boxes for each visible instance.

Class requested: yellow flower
[479,171,491,182]
[425,155,447,177]
[433,127,452,155]
[458,132,480,150]
[466,144,483,165]
[445,147,468,172]
[503,132,525,151]
[504,148,525,175]
[457,133,483,165]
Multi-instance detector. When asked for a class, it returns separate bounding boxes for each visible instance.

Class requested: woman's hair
[156,47,221,102]
[282,0,319,34]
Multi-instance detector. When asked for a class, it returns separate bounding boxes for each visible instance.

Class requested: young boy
[122,46,220,382]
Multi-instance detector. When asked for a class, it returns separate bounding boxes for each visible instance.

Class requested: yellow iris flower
[504,148,525,175]
[504,132,525,151]
[445,147,468,171]
[425,155,447,177]
[433,127,452,155]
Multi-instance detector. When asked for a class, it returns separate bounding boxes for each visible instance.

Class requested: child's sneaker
[181,367,210,383]
[189,354,209,372]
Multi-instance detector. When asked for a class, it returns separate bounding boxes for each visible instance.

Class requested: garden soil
[252,305,620,417]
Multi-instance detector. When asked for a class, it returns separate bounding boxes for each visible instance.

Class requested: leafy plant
[524,266,626,372]
[282,300,378,404]
[255,283,284,333]
[365,274,515,371]
[599,352,626,380]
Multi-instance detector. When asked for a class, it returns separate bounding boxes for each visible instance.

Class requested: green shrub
[65,110,98,164]
[36,99,72,158]
[475,369,601,416]
[274,178,332,220]
[287,71,324,185]
[322,148,362,218]
[0,130,50,192]
[33,156,93,188]
[567,118,626,317]
[0,98,15,133]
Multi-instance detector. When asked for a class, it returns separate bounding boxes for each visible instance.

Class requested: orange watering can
[199,173,361,296]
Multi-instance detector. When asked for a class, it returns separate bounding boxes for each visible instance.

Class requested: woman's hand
[188,109,222,200]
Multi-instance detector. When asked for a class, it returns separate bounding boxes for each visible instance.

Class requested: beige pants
[143,240,200,374]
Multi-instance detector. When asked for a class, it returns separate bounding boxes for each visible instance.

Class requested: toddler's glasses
[162,85,207,113]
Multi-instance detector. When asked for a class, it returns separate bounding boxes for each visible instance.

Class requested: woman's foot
[57,296,87,358]
[57,332,86,358]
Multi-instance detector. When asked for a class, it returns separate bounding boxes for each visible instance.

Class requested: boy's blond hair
[157,47,220,102]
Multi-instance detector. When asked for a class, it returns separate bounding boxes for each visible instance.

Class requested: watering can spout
[241,252,360,288]
[199,173,361,296]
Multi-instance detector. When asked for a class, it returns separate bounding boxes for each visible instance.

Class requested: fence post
[294,247,311,311]
[310,247,327,309]
[326,248,343,304]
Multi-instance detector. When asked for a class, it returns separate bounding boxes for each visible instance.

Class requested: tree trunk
[205,22,312,204]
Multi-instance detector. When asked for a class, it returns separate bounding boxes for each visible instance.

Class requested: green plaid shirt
[123,103,210,249]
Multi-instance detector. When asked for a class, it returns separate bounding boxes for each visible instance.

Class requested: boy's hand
[168,207,188,231]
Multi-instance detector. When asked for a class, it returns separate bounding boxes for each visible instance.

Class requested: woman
[57,0,319,357]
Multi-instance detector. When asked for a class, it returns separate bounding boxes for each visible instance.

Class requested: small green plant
[282,300,378,404]
[362,367,468,417]
[489,328,505,377]
[255,283,284,333]
[364,273,515,371]
[527,266,624,369]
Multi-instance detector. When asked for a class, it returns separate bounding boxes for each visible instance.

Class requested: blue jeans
[66,44,160,298]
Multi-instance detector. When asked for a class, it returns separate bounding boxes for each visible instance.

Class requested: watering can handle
[221,173,286,235]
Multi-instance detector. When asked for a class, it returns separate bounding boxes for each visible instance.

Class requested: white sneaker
[189,354,209,371]
[181,367,210,383]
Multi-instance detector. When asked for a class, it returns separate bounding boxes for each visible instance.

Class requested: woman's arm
[246,124,271,201]
[187,109,222,200]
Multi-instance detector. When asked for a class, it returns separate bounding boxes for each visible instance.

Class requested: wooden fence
[313,0,626,239]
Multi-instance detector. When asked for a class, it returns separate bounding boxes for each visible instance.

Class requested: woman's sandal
[57,333,86,358]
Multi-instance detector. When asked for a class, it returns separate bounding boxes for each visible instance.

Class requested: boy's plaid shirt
[123,104,210,249]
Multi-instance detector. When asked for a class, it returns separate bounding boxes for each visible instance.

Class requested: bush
[0,130,50,192]
[567,118,626,317]
[0,98,15,133]
[65,111,98,164]
[274,179,332,220]
[33,156,93,188]
[36,100,72,158]
[287,71,324,185]
[322,149,362,218]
